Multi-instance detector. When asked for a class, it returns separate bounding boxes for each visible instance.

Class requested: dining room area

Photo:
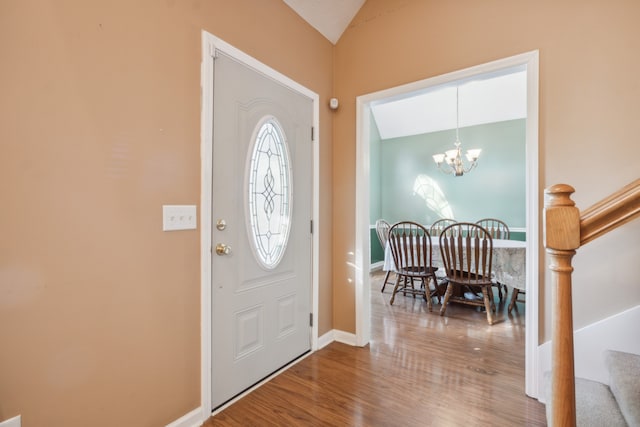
[376,218,526,325]
[368,66,528,318]
[352,67,536,419]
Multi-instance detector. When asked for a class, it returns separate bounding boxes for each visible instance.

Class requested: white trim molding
[317,329,359,349]
[165,408,202,427]
[333,330,358,346]
[355,50,540,397]
[317,330,335,349]
[369,261,384,272]
[0,415,21,427]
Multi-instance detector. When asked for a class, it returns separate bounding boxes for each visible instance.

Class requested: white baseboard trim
[318,330,335,349]
[165,407,203,427]
[0,415,21,427]
[333,329,358,346]
[370,261,383,272]
[537,304,640,403]
[317,329,358,349]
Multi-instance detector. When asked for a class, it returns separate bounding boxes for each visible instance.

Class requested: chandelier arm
[461,160,479,174]
[436,162,454,175]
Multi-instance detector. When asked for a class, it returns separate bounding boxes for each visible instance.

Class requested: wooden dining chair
[387,221,440,311]
[429,218,457,236]
[439,222,496,325]
[375,219,395,292]
[475,218,510,239]
[475,218,510,302]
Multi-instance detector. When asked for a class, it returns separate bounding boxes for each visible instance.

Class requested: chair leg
[422,278,433,312]
[481,287,494,325]
[389,274,403,305]
[430,274,442,304]
[487,285,496,312]
[439,283,455,316]
[410,277,416,298]
[508,288,520,313]
[380,270,391,292]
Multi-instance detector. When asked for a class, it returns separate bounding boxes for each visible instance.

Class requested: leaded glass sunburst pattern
[247,118,292,269]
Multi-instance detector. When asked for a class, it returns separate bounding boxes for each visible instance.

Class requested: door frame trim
[354,50,540,398]
[199,31,320,418]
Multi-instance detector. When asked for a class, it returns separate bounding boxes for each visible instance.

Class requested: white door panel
[211,51,312,409]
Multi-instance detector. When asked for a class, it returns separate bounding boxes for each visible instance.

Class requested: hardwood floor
[204,270,546,426]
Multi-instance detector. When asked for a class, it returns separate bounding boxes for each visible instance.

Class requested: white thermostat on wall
[329,97,339,110]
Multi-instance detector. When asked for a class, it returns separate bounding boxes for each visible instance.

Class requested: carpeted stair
[545,350,640,426]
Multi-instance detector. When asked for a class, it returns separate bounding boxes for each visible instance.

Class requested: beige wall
[332,0,640,336]
[0,0,333,425]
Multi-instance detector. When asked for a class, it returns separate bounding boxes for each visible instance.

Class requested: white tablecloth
[384,238,526,291]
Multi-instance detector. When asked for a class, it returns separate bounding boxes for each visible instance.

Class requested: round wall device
[329,98,339,110]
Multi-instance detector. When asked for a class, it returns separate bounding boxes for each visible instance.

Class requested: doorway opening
[354,51,540,398]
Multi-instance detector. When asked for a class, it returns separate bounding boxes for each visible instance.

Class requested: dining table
[383,237,527,293]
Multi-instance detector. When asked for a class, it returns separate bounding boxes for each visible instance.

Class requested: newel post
[544,184,581,427]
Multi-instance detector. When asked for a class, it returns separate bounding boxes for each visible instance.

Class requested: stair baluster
[544,184,581,426]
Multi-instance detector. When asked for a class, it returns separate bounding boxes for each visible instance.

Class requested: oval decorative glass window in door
[247,117,292,269]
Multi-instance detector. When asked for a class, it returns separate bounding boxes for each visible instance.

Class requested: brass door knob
[215,243,231,256]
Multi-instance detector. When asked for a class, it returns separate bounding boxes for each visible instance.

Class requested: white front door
[210,51,313,409]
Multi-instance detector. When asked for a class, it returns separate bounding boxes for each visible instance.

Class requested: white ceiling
[283,0,365,44]
[371,69,527,140]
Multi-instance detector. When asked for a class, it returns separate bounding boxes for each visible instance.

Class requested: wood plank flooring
[204,271,546,426]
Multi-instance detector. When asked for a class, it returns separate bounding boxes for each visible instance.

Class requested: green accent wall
[369,117,526,263]
[370,119,526,262]
[371,228,385,263]
[370,113,385,264]
[510,231,526,241]
[376,119,525,225]
[369,112,383,224]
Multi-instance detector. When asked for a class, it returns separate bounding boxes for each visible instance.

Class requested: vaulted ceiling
[282,0,365,44]
[371,69,527,140]
[283,1,527,139]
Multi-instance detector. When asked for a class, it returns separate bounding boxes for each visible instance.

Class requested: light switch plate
[163,205,197,231]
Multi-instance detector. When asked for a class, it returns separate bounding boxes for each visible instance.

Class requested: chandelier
[432,87,481,176]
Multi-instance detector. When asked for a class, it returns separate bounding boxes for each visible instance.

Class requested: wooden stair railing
[543,178,640,426]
